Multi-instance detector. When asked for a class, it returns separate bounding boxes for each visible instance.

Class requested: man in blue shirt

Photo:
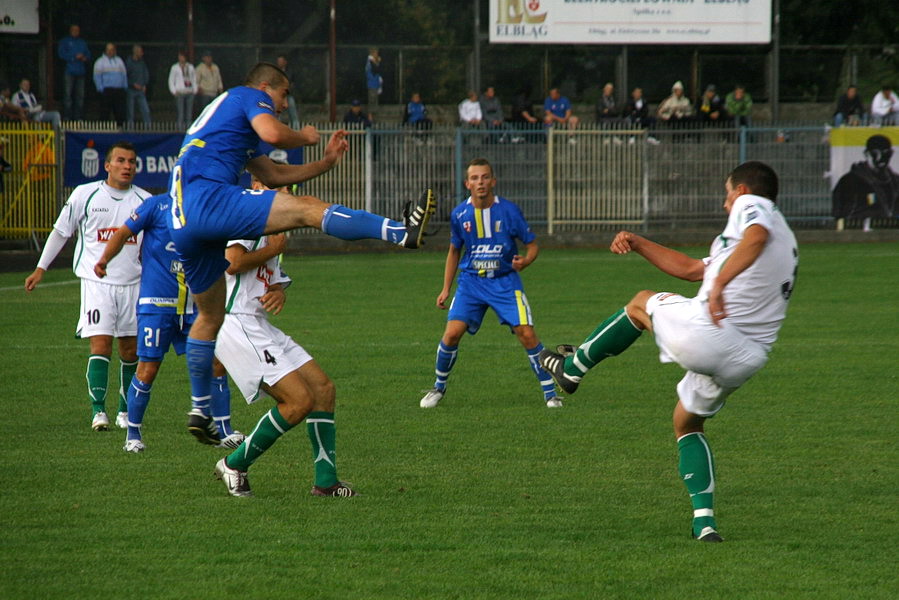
[419,158,562,409]
[543,88,580,142]
[93,43,128,125]
[57,24,91,120]
[95,194,244,452]
[167,62,435,455]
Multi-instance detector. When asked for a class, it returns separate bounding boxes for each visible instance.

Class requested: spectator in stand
[695,84,727,124]
[0,84,29,123]
[480,86,508,142]
[94,43,128,125]
[58,24,90,121]
[404,92,432,130]
[725,84,753,128]
[511,87,538,126]
[125,45,151,126]
[543,87,580,140]
[275,55,299,128]
[168,50,197,130]
[657,80,693,126]
[595,82,620,124]
[196,51,224,112]
[458,90,483,127]
[624,87,651,127]
[833,85,865,127]
[870,84,899,126]
[13,79,61,128]
[343,99,371,128]
[365,48,383,115]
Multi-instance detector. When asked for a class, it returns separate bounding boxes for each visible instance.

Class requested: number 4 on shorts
[263,350,277,365]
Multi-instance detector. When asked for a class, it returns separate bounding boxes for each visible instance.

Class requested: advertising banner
[64,132,301,189]
[0,0,39,34]
[830,127,899,221]
[489,0,772,45]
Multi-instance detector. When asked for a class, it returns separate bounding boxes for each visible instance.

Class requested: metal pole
[473,0,481,94]
[187,0,194,62]
[329,0,337,122]
[771,0,780,121]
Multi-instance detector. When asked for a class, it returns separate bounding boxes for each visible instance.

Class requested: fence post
[454,127,464,201]
[739,126,747,163]
[641,130,649,232]
[364,128,373,213]
[547,128,554,235]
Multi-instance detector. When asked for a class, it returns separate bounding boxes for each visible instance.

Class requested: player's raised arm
[250,112,320,148]
[246,131,349,189]
[94,224,137,278]
[610,230,704,281]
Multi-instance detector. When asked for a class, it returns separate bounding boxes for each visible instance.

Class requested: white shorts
[646,292,769,417]
[214,313,312,404]
[76,279,139,338]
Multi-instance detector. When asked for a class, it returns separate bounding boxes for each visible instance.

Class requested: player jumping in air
[166,62,435,448]
[540,161,798,542]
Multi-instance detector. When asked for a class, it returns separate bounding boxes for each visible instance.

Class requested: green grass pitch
[0,243,896,599]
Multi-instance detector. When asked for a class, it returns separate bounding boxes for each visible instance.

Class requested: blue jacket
[365,56,381,91]
[58,36,91,77]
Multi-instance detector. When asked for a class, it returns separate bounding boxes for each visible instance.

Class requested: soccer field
[0,243,896,599]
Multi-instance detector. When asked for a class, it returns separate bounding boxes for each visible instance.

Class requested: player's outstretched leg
[321,189,436,249]
[539,307,643,395]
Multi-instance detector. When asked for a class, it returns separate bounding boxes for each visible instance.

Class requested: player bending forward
[26,142,148,431]
[95,194,244,452]
[213,175,355,497]
[419,158,562,408]
[167,61,435,446]
[539,161,798,542]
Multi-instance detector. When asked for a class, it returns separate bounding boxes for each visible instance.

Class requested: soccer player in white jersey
[212,174,355,498]
[25,142,149,431]
[539,161,798,542]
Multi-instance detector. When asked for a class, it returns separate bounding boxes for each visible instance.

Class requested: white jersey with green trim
[53,180,149,285]
[696,193,798,349]
[224,236,291,317]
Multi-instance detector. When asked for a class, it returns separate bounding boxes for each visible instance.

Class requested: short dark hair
[728,161,778,202]
[105,141,137,162]
[466,157,494,178]
[245,62,288,88]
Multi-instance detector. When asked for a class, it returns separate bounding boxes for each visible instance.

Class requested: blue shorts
[168,178,275,294]
[447,271,533,334]
[137,312,196,362]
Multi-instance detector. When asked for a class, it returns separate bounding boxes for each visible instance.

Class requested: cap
[706,84,716,92]
[351,99,361,106]
[672,80,684,90]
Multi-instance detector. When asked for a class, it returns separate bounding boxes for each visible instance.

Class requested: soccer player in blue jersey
[419,158,562,409]
[95,194,244,452]
[167,62,435,444]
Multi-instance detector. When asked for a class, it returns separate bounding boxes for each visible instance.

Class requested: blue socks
[126,376,151,441]
[186,337,215,416]
[526,343,557,401]
[433,341,458,392]
[322,204,406,245]
[210,375,235,436]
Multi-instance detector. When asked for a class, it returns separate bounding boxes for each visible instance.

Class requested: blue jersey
[544,95,571,119]
[125,194,193,315]
[450,196,536,278]
[175,86,276,186]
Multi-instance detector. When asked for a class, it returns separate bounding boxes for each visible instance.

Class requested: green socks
[564,308,642,377]
[226,407,294,472]
[118,359,138,414]
[307,412,338,488]
[86,355,110,415]
[678,432,718,536]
